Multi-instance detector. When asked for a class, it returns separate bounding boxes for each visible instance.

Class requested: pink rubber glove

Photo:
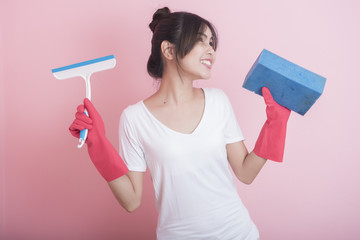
[253,87,291,162]
[69,99,129,181]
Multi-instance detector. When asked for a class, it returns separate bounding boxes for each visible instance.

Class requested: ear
[161,40,175,60]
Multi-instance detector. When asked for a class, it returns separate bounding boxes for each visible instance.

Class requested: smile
[200,59,212,69]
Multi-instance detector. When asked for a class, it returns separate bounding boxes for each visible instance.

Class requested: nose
[207,44,215,55]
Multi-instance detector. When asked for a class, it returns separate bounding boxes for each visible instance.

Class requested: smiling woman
[68,6,290,240]
[116,7,263,239]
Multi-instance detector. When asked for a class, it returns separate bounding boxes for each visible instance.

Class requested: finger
[69,122,85,131]
[69,129,80,138]
[84,98,99,118]
[69,119,92,131]
[69,122,83,138]
[262,87,275,105]
[77,104,85,113]
[74,118,92,130]
[75,111,92,124]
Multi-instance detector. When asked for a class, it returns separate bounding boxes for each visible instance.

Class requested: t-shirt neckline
[140,88,208,136]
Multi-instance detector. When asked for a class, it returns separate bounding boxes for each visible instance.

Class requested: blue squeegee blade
[52,55,115,73]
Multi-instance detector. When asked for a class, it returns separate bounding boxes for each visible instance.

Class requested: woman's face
[177,26,216,80]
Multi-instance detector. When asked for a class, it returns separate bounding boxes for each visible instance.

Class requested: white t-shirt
[119,88,259,240]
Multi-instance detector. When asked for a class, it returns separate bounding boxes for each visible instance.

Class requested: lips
[200,59,212,69]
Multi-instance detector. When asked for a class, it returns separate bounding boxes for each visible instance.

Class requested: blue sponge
[243,49,326,115]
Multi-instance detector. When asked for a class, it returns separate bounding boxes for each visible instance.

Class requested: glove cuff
[253,120,288,162]
[87,136,129,182]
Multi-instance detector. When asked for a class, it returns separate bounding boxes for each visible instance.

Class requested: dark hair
[147,7,218,79]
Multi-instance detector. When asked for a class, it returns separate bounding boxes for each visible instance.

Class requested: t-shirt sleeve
[220,90,245,144]
[118,109,147,172]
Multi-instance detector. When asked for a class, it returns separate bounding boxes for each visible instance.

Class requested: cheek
[180,55,199,69]
[212,52,217,63]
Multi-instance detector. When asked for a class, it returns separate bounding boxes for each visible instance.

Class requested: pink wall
[1,0,359,239]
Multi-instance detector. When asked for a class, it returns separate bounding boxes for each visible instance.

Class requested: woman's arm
[69,99,143,212]
[227,87,290,184]
[108,171,144,212]
[227,141,266,185]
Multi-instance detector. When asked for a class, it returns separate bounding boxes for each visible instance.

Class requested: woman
[69,7,290,240]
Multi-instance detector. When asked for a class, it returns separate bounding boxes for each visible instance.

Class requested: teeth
[201,60,211,66]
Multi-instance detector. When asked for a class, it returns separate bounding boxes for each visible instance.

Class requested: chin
[190,71,211,80]
[201,73,211,79]
[197,71,212,80]
[195,75,211,80]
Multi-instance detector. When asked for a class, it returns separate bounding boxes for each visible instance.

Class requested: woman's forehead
[198,26,213,39]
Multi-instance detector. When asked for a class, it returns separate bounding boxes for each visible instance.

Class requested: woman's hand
[69,101,93,139]
[68,99,129,182]
[253,87,291,162]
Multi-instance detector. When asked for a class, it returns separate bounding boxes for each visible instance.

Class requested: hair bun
[149,7,171,33]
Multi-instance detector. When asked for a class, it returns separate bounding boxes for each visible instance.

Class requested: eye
[210,36,216,46]
[196,33,215,50]
[198,36,205,42]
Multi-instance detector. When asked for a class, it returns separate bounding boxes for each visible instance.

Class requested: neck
[157,69,196,106]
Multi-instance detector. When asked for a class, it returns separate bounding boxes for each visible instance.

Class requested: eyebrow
[198,32,213,41]
[198,32,208,38]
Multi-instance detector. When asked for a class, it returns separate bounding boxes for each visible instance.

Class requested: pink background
[1,0,359,239]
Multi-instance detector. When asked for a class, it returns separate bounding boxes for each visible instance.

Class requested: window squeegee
[52,55,116,148]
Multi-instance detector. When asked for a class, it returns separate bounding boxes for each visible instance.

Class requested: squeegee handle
[78,109,89,148]
[78,77,91,149]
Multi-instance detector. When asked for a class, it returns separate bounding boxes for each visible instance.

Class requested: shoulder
[120,101,145,126]
[203,88,236,118]
[203,87,225,95]
[121,101,144,118]
[203,87,231,103]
